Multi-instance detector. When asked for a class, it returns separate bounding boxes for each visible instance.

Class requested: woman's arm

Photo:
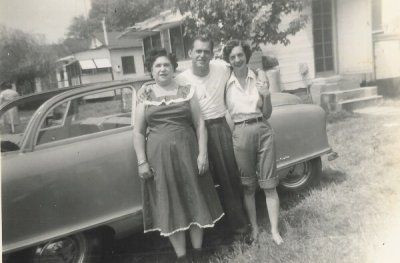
[261,90,273,120]
[256,69,273,119]
[133,96,152,179]
[189,91,209,175]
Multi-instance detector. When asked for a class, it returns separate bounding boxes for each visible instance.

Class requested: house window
[121,56,136,74]
[372,0,382,32]
[169,25,191,60]
[143,33,162,59]
[151,34,162,49]
[97,68,111,74]
[142,55,148,72]
[312,0,334,73]
[81,69,96,75]
[60,69,64,81]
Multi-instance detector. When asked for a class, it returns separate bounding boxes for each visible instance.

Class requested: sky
[0,0,92,43]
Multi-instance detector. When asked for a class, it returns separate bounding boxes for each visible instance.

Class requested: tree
[60,38,92,54]
[66,15,99,39]
[0,27,58,94]
[175,0,309,50]
[66,0,171,39]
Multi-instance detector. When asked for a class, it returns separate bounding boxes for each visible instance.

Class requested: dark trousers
[205,117,249,235]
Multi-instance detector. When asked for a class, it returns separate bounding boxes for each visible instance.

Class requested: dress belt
[204,117,225,125]
[234,116,264,125]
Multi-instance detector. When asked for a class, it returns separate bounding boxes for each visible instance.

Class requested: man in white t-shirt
[176,35,249,241]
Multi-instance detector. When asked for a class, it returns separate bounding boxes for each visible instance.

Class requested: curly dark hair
[144,48,178,77]
[222,40,252,64]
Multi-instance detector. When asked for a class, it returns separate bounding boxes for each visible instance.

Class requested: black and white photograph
[1,0,399,262]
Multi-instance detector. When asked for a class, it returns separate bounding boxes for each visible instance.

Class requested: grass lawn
[210,98,400,263]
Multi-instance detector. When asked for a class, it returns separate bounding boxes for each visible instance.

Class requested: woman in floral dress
[133,48,224,262]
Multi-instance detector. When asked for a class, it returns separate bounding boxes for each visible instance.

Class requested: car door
[2,84,141,253]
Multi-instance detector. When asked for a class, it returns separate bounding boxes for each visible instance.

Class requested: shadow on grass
[278,167,347,211]
[316,167,347,189]
[278,191,308,211]
[327,110,360,124]
[102,169,348,263]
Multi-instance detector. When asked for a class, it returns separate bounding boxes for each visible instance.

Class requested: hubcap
[34,235,86,263]
[281,161,311,189]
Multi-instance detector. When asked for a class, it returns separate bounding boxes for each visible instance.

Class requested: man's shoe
[243,234,255,245]
[191,248,203,263]
[175,254,190,263]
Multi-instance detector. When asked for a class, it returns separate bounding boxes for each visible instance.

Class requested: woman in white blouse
[223,40,283,245]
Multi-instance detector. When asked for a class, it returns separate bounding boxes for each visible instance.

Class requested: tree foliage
[0,26,57,82]
[66,15,99,39]
[0,26,62,94]
[175,0,309,50]
[67,0,171,39]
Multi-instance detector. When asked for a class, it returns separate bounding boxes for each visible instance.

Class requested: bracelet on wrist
[138,160,147,166]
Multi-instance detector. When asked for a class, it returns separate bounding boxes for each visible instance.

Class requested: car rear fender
[269,103,331,173]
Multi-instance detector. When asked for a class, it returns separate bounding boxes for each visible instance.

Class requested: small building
[121,9,192,71]
[56,32,146,88]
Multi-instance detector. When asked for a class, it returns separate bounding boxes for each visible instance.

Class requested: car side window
[41,101,70,129]
[36,86,135,145]
[1,96,50,153]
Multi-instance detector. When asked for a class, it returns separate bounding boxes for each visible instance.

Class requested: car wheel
[279,157,322,192]
[31,232,104,263]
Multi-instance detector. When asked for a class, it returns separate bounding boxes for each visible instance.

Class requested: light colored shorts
[232,119,278,191]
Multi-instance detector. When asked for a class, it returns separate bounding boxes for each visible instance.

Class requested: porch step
[310,75,362,105]
[311,80,361,93]
[321,86,378,102]
[338,95,383,111]
[338,78,362,91]
[320,86,382,112]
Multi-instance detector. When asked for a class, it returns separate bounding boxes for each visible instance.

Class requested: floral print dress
[138,82,224,236]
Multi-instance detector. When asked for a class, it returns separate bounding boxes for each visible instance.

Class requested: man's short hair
[190,33,214,52]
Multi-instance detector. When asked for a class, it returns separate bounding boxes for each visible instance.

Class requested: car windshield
[0,96,50,152]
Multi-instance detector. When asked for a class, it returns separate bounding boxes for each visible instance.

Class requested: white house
[56,31,146,88]
[372,0,400,96]
[121,0,400,109]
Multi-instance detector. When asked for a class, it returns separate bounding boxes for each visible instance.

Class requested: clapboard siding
[336,0,373,74]
[259,6,315,90]
[374,38,400,79]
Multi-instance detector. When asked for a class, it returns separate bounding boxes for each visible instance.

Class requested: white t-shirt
[175,60,231,120]
[0,89,19,105]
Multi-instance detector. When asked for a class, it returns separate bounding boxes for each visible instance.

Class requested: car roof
[0,79,142,114]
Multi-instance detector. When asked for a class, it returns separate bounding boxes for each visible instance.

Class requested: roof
[134,9,189,31]
[120,9,190,38]
[92,32,142,49]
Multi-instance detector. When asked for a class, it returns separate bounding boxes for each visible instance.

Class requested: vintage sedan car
[1,80,336,262]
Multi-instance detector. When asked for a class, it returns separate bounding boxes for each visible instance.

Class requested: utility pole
[102,17,109,46]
